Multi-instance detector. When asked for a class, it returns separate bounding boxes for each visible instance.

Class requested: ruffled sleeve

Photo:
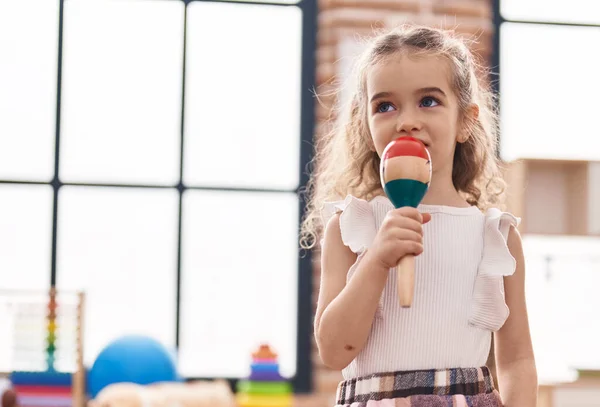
[469,208,521,331]
[321,195,377,253]
[321,195,383,317]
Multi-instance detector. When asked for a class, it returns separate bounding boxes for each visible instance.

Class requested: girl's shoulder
[320,195,386,254]
[481,206,521,239]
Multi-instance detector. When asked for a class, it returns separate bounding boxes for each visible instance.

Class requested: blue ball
[88,335,179,397]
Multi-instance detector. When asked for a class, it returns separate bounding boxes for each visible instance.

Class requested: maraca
[380,136,432,307]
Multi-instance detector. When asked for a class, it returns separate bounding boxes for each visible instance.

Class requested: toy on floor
[236,344,292,407]
[88,335,179,398]
[89,380,236,407]
[2,288,86,407]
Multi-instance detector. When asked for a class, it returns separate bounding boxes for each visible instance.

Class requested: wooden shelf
[503,158,600,236]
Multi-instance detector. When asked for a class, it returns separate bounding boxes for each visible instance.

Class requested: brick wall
[297,1,495,406]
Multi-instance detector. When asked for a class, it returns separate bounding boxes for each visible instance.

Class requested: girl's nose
[395,112,423,134]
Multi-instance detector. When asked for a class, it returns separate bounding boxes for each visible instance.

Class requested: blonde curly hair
[300,25,506,250]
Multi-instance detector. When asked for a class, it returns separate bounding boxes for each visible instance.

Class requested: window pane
[56,186,178,366]
[0,0,58,181]
[0,184,53,290]
[179,190,298,378]
[499,23,600,161]
[60,0,184,185]
[184,3,302,190]
[501,0,600,25]
[523,235,600,384]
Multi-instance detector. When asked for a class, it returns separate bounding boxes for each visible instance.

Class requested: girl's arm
[314,213,389,370]
[495,225,538,406]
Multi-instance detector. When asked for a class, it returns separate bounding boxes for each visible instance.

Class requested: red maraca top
[382,137,430,161]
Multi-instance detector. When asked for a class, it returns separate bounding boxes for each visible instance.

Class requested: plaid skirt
[335,366,503,407]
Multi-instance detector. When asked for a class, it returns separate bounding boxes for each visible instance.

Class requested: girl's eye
[376,102,396,113]
[420,96,440,108]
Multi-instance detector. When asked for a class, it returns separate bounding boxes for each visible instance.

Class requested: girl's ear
[458,103,480,143]
[468,103,480,122]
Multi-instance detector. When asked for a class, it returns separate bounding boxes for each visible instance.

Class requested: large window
[0,0,316,392]
[496,0,600,162]
[495,0,600,386]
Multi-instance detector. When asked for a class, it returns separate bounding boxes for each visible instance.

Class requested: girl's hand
[369,207,431,270]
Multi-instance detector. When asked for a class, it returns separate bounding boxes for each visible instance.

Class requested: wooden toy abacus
[0,289,86,407]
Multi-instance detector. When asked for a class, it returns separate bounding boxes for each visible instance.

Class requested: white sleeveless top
[321,195,520,379]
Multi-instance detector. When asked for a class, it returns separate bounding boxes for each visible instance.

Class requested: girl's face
[366,52,465,180]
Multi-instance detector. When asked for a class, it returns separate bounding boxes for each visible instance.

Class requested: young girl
[301,25,538,406]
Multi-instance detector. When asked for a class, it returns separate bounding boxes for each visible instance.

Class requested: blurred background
[0,0,598,406]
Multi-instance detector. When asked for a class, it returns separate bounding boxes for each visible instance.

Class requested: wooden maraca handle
[397,254,415,308]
